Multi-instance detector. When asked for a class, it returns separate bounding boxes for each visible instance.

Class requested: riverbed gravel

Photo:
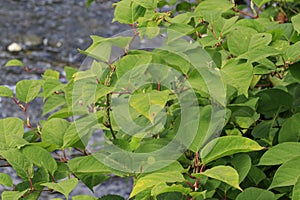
[0,0,132,199]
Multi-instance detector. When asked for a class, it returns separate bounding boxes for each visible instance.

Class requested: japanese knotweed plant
[0,0,300,199]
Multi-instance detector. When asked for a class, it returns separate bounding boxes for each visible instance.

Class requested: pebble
[23,34,43,50]
[7,42,22,52]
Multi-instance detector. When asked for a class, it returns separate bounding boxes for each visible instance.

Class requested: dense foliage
[1,0,300,199]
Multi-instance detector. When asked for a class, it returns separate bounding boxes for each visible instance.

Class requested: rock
[7,42,22,52]
[48,38,63,48]
[23,34,43,50]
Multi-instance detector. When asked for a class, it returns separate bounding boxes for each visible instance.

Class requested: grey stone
[23,34,43,50]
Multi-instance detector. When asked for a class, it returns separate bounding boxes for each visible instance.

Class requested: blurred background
[0,0,132,199]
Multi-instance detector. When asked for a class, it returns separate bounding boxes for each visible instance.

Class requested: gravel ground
[0,0,132,199]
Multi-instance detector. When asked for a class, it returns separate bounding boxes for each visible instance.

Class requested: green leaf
[195,0,233,13]
[193,165,242,191]
[68,155,110,190]
[236,19,264,33]
[247,166,266,185]
[1,149,34,180]
[41,118,70,149]
[292,13,300,34]
[0,86,13,98]
[278,113,300,143]
[42,95,66,116]
[225,154,252,183]
[259,142,300,166]
[0,117,27,148]
[113,0,146,24]
[85,0,94,9]
[115,54,152,79]
[79,35,132,62]
[151,182,191,197]
[99,195,125,200]
[16,80,42,103]
[130,171,185,198]
[64,66,78,81]
[43,79,65,98]
[252,120,276,139]
[286,42,300,63]
[54,162,70,180]
[43,69,60,80]
[256,88,293,116]
[168,23,195,37]
[236,187,275,200]
[229,98,260,130]
[4,59,24,67]
[238,46,280,63]
[0,173,13,187]
[227,26,257,56]
[73,77,98,108]
[189,105,212,152]
[252,0,271,8]
[62,123,84,149]
[156,192,186,200]
[293,176,300,200]
[73,195,98,200]
[269,156,300,189]
[152,49,190,74]
[134,0,157,9]
[130,90,169,124]
[249,33,272,49]
[289,62,300,83]
[1,190,28,200]
[68,155,111,174]
[200,136,263,164]
[41,178,78,200]
[21,145,57,175]
[221,59,253,97]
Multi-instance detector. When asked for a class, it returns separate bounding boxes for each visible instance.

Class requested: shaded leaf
[259,142,300,165]
[278,113,300,143]
[151,182,191,197]
[256,88,293,116]
[289,61,300,83]
[269,157,300,189]
[293,176,300,200]
[236,187,275,200]
[226,154,252,183]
